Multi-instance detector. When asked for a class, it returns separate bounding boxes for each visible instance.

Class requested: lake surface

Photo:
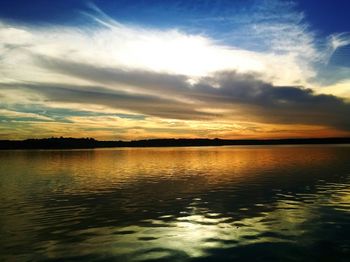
[1,145,350,261]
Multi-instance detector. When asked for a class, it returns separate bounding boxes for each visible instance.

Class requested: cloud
[326,33,350,64]
[0,13,320,87]
[0,81,214,120]
[191,72,350,130]
[0,109,52,121]
[1,1,350,139]
[2,62,350,131]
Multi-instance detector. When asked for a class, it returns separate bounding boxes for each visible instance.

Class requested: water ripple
[1,146,350,261]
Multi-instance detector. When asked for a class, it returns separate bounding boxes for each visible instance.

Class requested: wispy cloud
[1,1,350,139]
[0,109,52,121]
[0,10,319,86]
[325,32,350,64]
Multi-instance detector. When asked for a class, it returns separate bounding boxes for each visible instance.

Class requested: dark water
[1,146,350,261]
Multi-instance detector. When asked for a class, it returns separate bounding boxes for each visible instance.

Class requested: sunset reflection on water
[1,146,350,261]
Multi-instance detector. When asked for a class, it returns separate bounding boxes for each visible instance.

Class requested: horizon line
[1,137,350,150]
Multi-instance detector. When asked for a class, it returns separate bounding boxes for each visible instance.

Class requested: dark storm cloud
[191,72,350,129]
[32,56,350,129]
[3,56,350,130]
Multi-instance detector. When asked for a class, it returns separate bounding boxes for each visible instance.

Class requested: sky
[0,0,350,140]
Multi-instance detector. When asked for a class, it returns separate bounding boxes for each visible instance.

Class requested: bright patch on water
[0,146,349,261]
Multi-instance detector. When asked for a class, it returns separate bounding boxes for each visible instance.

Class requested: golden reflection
[1,146,349,260]
[64,198,317,259]
[0,146,342,194]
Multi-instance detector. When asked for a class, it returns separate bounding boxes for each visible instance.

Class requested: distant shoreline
[1,137,350,150]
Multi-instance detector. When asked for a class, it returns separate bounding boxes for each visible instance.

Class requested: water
[0,145,350,261]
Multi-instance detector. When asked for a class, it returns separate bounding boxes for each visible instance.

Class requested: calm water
[1,146,350,261]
